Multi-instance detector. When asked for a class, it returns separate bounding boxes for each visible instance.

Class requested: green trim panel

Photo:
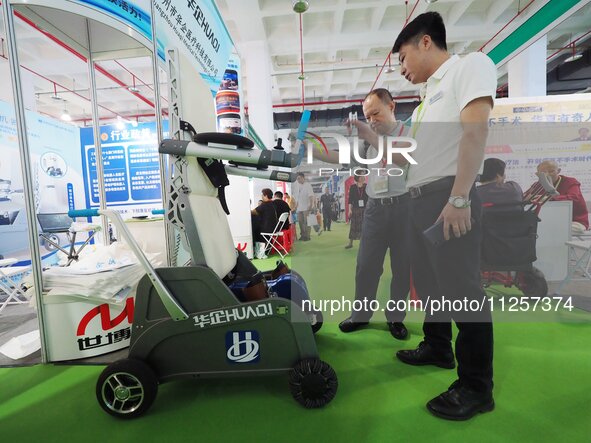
[487,0,583,64]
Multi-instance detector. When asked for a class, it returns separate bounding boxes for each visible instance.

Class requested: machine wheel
[289,359,338,408]
[42,234,60,251]
[96,358,158,419]
[517,267,548,298]
[309,312,323,334]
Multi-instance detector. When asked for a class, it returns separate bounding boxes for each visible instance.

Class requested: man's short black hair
[297,172,305,178]
[274,191,284,199]
[365,88,394,106]
[261,188,273,199]
[392,11,447,54]
[481,158,506,182]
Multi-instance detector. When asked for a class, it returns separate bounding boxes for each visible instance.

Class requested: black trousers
[322,210,332,230]
[408,180,493,393]
[351,196,410,323]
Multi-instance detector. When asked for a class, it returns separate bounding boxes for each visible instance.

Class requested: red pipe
[0,53,122,117]
[369,0,420,93]
[545,29,591,60]
[269,96,420,109]
[478,0,536,52]
[299,13,305,111]
[72,112,158,123]
[495,29,591,95]
[14,10,156,109]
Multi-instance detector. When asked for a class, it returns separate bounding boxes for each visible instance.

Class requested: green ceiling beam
[487,0,585,65]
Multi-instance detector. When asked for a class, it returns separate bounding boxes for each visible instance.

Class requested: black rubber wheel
[309,311,323,334]
[96,358,158,419]
[517,267,548,298]
[289,359,338,408]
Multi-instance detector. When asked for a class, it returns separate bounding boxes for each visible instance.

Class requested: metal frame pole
[85,18,109,244]
[150,2,173,266]
[1,0,48,362]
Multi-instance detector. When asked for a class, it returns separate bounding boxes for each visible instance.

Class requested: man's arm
[439,96,492,240]
[351,120,409,166]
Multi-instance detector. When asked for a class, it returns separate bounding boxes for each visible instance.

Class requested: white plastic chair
[0,258,30,314]
[260,212,290,259]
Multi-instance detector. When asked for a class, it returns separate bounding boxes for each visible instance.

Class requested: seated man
[272,191,291,231]
[525,160,589,233]
[477,158,523,211]
[251,188,278,258]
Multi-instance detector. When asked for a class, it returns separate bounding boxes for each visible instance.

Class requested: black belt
[370,193,409,205]
[408,176,455,199]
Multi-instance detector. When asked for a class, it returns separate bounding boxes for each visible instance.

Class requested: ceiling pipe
[368,0,421,93]
[72,112,158,123]
[14,10,156,109]
[261,96,421,110]
[478,0,536,53]
[495,29,591,96]
[0,52,122,118]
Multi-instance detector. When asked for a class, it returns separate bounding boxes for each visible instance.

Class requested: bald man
[526,160,589,232]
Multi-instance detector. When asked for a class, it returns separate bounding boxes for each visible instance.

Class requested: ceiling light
[50,94,64,101]
[127,75,140,93]
[424,0,438,3]
[385,67,396,74]
[564,53,583,63]
[60,109,71,122]
[292,0,309,13]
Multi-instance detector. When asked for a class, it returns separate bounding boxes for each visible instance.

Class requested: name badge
[429,91,444,105]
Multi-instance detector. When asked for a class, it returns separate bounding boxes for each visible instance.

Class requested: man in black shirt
[319,187,335,231]
[273,191,291,231]
[251,189,278,258]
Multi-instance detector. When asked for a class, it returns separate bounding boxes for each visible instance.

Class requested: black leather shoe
[338,317,369,333]
[427,381,494,421]
[396,341,455,369]
[387,322,409,340]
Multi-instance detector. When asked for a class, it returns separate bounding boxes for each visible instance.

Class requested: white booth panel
[534,201,572,282]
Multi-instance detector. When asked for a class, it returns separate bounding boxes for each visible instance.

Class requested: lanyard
[411,100,427,139]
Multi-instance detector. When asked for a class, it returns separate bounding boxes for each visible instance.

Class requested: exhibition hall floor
[1,222,590,441]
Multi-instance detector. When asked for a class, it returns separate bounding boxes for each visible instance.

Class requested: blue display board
[80,121,168,216]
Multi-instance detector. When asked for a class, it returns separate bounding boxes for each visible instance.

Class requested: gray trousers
[350,196,410,323]
[297,210,310,240]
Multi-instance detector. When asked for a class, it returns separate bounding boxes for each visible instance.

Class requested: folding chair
[37,213,99,266]
[260,212,290,259]
[555,240,591,295]
[0,258,30,314]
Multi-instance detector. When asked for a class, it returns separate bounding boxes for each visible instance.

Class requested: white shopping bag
[307,213,318,226]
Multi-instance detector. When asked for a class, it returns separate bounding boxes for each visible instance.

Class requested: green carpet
[1,222,590,441]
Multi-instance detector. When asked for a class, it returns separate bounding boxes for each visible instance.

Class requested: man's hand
[437,204,472,241]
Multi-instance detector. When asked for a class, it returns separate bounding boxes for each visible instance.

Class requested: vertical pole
[85,19,109,244]
[1,0,48,362]
[150,1,172,266]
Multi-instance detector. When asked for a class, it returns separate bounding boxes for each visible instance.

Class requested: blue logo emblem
[225,331,260,363]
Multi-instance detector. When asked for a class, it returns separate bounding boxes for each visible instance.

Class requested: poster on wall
[80,121,168,218]
[0,100,85,261]
[487,95,591,201]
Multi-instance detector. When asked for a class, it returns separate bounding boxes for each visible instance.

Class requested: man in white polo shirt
[293,172,314,241]
[392,12,497,420]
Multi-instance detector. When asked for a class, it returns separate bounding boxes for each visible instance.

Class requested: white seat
[260,212,290,259]
[555,240,591,295]
[184,158,237,278]
[0,258,30,314]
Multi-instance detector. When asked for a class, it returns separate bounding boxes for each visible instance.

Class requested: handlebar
[68,209,100,218]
